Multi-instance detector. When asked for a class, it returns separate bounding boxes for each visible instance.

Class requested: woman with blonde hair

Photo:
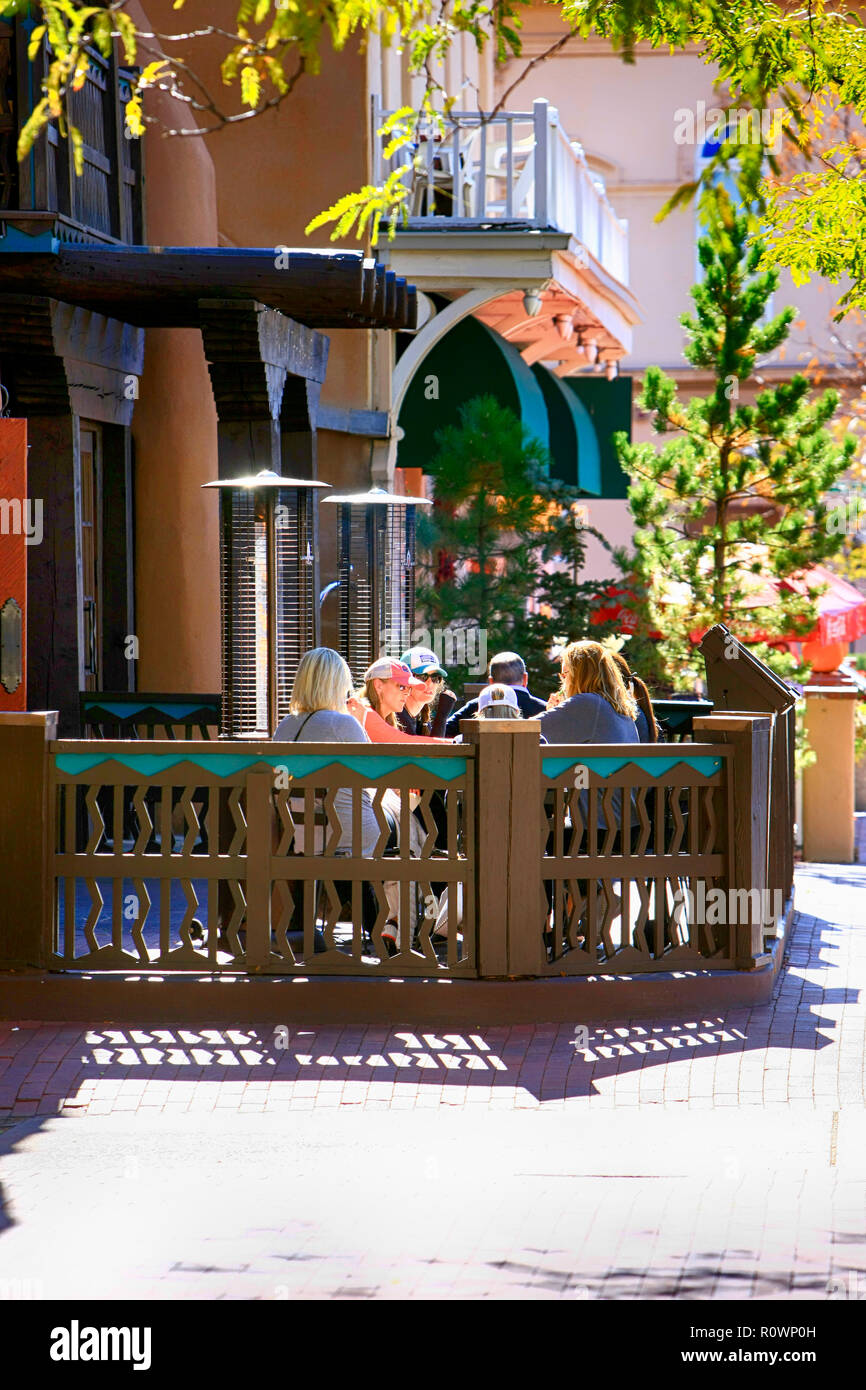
[540,640,640,745]
[274,647,382,948]
[539,638,639,902]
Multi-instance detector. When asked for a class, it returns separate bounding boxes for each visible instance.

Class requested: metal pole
[266,489,278,736]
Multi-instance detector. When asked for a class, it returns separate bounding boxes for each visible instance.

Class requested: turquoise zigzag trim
[55,752,469,782]
[83,702,214,720]
[542,754,722,780]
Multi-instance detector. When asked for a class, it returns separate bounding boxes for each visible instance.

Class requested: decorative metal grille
[325,489,428,684]
[207,473,328,738]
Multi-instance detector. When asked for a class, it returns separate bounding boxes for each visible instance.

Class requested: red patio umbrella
[588,565,866,669]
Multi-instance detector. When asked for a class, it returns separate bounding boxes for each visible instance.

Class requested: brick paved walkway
[0,821,864,1299]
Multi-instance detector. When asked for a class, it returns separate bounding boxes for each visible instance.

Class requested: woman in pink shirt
[348,658,447,744]
[347,659,446,952]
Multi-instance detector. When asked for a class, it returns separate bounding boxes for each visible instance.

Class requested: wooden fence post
[466,719,543,977]
[0,711,57,969]
[694,713,773,969]
[243,766,274,970]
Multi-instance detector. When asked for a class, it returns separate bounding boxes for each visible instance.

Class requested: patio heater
[203,470,331,737]
[321,488,432,683]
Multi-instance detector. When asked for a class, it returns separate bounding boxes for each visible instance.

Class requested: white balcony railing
[373,96,629,286]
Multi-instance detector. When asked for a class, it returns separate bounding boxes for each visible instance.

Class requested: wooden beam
[520,329,574,366]
[316,405,390,438]
[0,243,417,331]
[200,299,330,481]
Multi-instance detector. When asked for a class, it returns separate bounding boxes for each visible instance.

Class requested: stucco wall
[142,0,373,421]
[127,2,221,694]
[130,3,389,687]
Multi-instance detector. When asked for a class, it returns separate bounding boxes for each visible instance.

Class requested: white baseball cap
[477,684,519,712]
[400,646,448,679]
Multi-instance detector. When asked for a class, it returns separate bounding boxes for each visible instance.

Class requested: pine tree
[512,489,619,683]
[416,395,550,680]
[614,185,855,687]
[416,394,613,689]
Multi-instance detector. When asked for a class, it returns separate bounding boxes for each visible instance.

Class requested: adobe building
[0,6,414,730]
[138,0,641,640]
[2,2,647,730]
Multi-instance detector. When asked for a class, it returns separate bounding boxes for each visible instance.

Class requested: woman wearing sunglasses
[347,659,450,745]
[347,659,448,954]
[396,647,458,738]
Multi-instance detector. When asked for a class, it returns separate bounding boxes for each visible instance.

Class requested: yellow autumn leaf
[125,94,145,138]
[241,65,261,108]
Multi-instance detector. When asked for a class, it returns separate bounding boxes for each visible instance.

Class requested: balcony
[0,19,143,249]
[373,96,629,288]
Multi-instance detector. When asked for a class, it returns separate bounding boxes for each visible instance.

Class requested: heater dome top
[321,486,431,506]
[202,470,332,490]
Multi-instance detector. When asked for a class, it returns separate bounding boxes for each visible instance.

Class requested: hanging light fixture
[203,470,331,737]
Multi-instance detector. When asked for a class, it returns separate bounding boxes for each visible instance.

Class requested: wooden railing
[538,742,733,974]
[1,21,142,244]
[0,710,784,981]
[373,96,629,286]
[47,739,475,978]
[79,691,221,741]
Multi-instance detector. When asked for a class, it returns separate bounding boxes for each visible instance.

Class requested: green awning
[562,375,633,499]
[396,312,634,499]
[531,364,601,495]
[396,315,550,467]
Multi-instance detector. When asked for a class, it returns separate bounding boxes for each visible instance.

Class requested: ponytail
[612,652,659,743]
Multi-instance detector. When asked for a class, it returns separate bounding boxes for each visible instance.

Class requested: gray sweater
[272,707,375,855]
[538,692,639,747]
[273,709,369,744]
